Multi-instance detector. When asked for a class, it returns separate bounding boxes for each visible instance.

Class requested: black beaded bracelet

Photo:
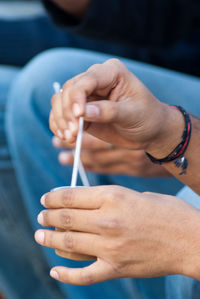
[146,106,192,175]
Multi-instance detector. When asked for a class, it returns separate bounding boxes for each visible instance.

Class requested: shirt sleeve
[42,0,200,48]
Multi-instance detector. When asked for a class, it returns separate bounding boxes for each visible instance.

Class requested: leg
[6,48,200,299]
[6,48,139,299]
[0,66,64,299]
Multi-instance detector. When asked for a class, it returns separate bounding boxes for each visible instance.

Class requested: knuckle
[106,186,122,203]
[106,103,117,121]
[98,186,122,206]
[80,271,94,285]
[62,189,75,208]
[42,210,49,226]
[63,232,74,251]
[98,217,122,233]
[107,58,121,65]
[63,79,74,89]
[57,118,67,130]
[106,58,123,69]
[87,63,101,72]
[60,210,72,229]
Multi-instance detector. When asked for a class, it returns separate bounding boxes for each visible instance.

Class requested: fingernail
[64,130,72,140]
[35,231,45,244]
[37,212,44,225]
[85,105,100,118]
[68,121,76,132]
[50,269,59,280]
[73,103,82,117]
[57,130,63,139]
[40,195,46,206]
[59,152,71,164]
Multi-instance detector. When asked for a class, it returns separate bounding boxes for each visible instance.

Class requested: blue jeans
[0,66,66,299]
[5,48,200,299]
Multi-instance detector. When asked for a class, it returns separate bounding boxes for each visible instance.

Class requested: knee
[7,47,96,113]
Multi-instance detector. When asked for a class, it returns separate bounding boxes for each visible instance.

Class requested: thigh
[7,48,200,299]
[0,66,64,299]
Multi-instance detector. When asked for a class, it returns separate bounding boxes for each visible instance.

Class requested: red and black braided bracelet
[146,105,192,175]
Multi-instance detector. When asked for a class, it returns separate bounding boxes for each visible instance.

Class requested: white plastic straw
[53,82,90,187]
[78,160,90,187]
[70,117,84,187]
[53,82,61,94]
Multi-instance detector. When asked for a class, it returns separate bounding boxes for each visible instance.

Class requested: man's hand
[35,186,200,285]
[50,59,200,194]
[53,135,170,177]
[50,0,90,18]
[50,59,182,155]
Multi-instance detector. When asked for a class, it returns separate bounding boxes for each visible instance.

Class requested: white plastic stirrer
[53,82,90,187]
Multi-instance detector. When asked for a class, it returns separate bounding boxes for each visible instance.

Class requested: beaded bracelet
[146,106,192,175]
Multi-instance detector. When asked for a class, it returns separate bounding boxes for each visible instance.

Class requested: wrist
[146,103,185,159]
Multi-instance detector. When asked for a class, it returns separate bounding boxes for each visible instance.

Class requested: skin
[35,186,200,285]
[50,0,90,18]
[35,59,200,285]
[49,59,200,193]
[52,135,170,177]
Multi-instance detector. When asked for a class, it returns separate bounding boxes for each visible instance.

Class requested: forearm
[147,105,200,194]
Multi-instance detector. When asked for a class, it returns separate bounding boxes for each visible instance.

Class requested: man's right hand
[50,0,90,18]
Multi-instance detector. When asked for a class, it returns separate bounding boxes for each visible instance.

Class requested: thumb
[84,100,134,127]
[85,101,119,123]
[50,259,115,285]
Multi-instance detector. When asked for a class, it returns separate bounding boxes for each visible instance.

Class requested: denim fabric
[0,66,65,299]
[6,48,200,299]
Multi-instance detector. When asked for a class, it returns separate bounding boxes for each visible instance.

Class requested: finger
[82,134,109,150]
[85,100,118,123]
[53,133,109,150]
[55,250,95,261]
[82,148,124,167]
[49,111,59,137]
[52,136,75,149]
[61,60,122,140]
[41,186,105,209]
[51,93,68,139]
[58,150,131,174]
[58,148,124,167]
[35,230,101,257]
[58,151,74,165]
[38,208,100,234]
[50,259,114,285]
